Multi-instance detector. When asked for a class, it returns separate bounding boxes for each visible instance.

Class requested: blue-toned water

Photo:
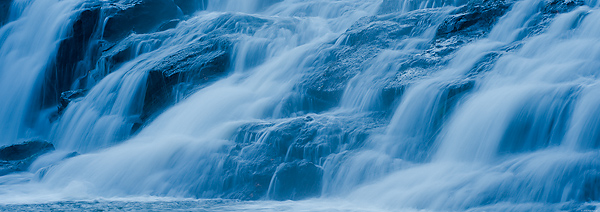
[1,0,600,211]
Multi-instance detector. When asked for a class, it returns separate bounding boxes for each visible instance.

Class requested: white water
[1,0,600,211]
[8,0,382,198]
[0,0,82,144]
[344,1,600,210]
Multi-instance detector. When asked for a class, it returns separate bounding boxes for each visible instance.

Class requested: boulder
[96,32,165,76]
[436,0,511,39]
[0,141,54,161]
[0,141,55,176]
[102,0,182,41]
[142,35,231,121]
[57,89,88,114]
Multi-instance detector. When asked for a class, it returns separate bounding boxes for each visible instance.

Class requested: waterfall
[345,1,600,210]
[0,0,599,211]
[0,0,82,144]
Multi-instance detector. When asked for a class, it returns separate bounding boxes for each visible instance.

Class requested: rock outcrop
[0,141,55,176]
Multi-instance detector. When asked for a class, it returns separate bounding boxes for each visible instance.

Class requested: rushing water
[1,0,600,211]
[0,0,83,144]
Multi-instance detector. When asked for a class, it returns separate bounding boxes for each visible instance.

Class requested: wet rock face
[142,35,232,121]
[103,0,182,42]
[42,0,188,121]
[436,0,511,39]
[96,33,166,77]
[43,0,189,108]
[0,0,11,26]
[527,0,586,34]
[139,14,271,123]
[301,10,447,114]
[42,6,101,107]
[542,0,585,14]
[437,0,585,40]
[0,141,54,161]
[216,114,378,200]
[269,160,323,200]
[57,89,88,115]
[0,141,55,176]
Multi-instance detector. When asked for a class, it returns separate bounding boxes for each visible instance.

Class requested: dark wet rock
[0,141,55,176]
[269,160,323,200]
[300,20,402,113]
[57,89,88,114]
[298,49,363,113]
[341,9,443,49]
[524,0,585,35]
[99,13,274,125]
[216,114,380,200]
[95,32,165,79]
[468,51,503,75]
[64,151,79,159]
[204,13,271,35]
[436,0,511,39]
[102,0,182,42]
[96,33,164,78]
[49,88,88,122]
[0,0,11,26]
[434,0,584,77]
[342,16,414,48]
[541,0,585,14]
[157,19,181,31]
[442,79,475,113]
[436,0,583,42]
[150,36,231,82]
[43,0,186,108]
[300,10,445,114]
[0,141,54,161]
[285,1,521,162]
[42,5,101,107]
[142,35,231,122]
[219,152,279,200]
[46,12,270,127]
[98,43,136,72]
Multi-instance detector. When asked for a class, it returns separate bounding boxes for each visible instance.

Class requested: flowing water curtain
[345,1,600,210]
[34,0,384,198]
[0,0,83,145]
[0,0,599,211]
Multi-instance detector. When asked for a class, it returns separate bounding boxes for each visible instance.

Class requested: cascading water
[1,0,600,211]
[0,0,83,144]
